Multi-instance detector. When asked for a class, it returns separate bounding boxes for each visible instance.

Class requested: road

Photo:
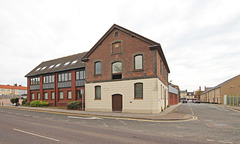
[0,103,239,144]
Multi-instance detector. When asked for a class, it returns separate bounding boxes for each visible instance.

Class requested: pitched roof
[82,24,170,73]
[0,85,27,90]
[201,74,240,95]
[25,52,87,77]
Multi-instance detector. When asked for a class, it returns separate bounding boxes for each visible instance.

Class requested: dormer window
[55,63,61,68]
[49,65,55,69]
[36,68,41,71]
[64,62,70,66]
[71,60,78,64]
[41,66,46,70]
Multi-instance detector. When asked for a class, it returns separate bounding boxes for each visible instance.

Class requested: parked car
[183,100,187,103]
[195,100,200,103]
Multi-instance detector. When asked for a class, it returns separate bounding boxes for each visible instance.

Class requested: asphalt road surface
[0,103,239,144]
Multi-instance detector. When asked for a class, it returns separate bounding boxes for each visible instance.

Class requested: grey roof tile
[25,52,87,77]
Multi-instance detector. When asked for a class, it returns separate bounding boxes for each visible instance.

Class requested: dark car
[182,100,187,103]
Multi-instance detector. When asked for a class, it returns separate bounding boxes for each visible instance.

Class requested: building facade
[0,84,27,96]
[200,74,240,104]
[169,85,178,105]
[26,24,170,114]
[25,53,87,107]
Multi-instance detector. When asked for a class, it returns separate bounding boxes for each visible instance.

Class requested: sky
[0,0,240,91]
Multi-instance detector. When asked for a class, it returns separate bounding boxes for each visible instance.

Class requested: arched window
[112,62,122,79]
[134,55,143,70]
[95,61,101,75]
[134,83,143,99]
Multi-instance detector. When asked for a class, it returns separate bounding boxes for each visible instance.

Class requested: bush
[67,101,82,109]
[30,100,49,107]
[22,98,27,105]
[22,98,30,106]
[10,98,19,104]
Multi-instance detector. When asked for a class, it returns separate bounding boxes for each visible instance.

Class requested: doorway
[112,94,122,112]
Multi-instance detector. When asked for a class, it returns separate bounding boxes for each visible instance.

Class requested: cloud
[0,0,240,91]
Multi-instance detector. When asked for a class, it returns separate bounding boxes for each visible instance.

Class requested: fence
[226,94,240,106]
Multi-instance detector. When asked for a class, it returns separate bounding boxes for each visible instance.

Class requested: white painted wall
[85,78,168,114]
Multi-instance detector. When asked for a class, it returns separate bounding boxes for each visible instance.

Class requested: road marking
[207,139,214,142]
[33,116,39,118]
[188,103,194,115]
[23,114,30,117]
[14,128,59,142]
[15,113,20,115]
[117,119,127,125]
[68,116,102,120]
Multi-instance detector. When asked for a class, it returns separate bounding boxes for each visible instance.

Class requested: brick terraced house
[26,24,170,113]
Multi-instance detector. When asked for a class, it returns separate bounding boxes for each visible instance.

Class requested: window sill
[94,74,102,76]
[134,98,143,100]
[133,69,144,72]
[95,98,101,100]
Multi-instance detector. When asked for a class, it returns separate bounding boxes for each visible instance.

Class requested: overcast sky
[0,0,240,91]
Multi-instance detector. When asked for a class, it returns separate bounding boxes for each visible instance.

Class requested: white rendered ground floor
[85,78,168,114]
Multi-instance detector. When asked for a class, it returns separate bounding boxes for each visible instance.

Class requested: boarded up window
[112,42,122,54]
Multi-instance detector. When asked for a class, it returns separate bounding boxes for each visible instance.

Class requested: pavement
[0,101,194,121]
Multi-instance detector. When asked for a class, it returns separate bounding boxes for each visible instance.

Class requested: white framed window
[68,91,72,99]
[44,92,48,100]
[31,93,35,100]
[51,92,54,99]
[59,92,64,99]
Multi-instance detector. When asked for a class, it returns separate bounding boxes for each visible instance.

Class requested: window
[43,75,54,84]
[51,92,54,99]
[95,62,101,75]
[37,93,40,100]
[44,92,48,100]
[76,70,85,80]
[36,67,41,71]
[59,92,64,99]
[77,89,84,99]
[55,63,61,68]
[64,61,70,66]
[41,66,46,70]
[31,93,35,100]
[95,86,101,99]
[49,65,54,69]
[58,72,71,82]
[1,89,5,91]
[112,62,122,79]
[134,83,143,99]
[71,60,78,64]
[134,55,143,70]
[68,91,72,99]
[30,77,40,85]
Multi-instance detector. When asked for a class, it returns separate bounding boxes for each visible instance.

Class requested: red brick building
[26,24,170,113]
[25,53,86,107]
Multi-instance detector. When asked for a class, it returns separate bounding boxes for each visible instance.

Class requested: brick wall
[86,29,166,83]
